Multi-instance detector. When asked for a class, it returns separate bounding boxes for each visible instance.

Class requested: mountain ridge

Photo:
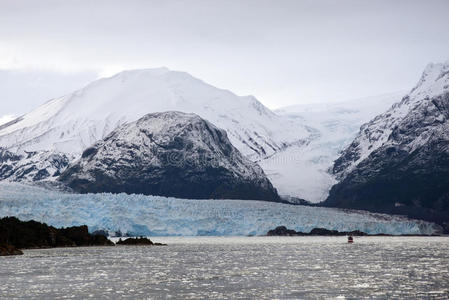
[325,61,449,231]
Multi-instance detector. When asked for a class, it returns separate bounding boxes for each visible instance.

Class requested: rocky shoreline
[0,243,23,256]
[0,217,115,256]
[267,226,367,236]
[116,237,167,246]
[1,217,438,257]
[266,226,438,236]
[0,217,170,256]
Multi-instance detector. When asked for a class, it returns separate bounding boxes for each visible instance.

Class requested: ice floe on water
[0,182,440,236]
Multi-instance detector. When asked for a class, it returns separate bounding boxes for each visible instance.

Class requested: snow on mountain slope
[0,68,309,160]
[0,182,440,236]
[333,61,449,179]
[0,115,16,126]
[263,92,404,202]
[0,148,69,182]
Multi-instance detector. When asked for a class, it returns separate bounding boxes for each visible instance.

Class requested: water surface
[1,236,448,299]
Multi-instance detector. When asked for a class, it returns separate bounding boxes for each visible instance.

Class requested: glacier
[0,182,439,236]
[265,92,404,202]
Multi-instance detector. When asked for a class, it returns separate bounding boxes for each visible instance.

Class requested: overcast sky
[1,0,448,117]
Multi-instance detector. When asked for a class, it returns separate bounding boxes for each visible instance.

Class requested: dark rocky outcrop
[0,243,23,256]
[116,237,166,246]
[267,226,306,236]
[0,217,114,252]
[267,226,367,236]
[308,228,367,236]
[59,111,279,201]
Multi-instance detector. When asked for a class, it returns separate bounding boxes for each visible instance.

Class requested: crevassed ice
[0,182,439,236]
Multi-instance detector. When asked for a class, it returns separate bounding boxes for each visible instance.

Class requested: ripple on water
[0,236,448,299]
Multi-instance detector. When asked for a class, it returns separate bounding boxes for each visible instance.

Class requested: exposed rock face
[0,216,114,249]
[0,148,69,182]
[325,61,449,231]
[59,111,280,201]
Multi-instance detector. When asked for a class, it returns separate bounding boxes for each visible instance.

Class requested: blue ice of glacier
[0,183,439,236]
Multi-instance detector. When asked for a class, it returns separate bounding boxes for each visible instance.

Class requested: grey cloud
[0,0,448,111]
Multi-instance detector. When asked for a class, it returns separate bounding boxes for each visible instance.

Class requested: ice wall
[0,183,439,236]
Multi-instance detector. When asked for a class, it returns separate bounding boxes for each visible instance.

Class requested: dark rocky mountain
[59,111,280,201]
[324,61,449,232]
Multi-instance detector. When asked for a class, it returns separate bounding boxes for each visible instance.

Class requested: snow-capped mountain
[333,62,449,179]
[263,93,403,202]
[60,111,279,201]
[325,61,449,231]
[0,68,308,160]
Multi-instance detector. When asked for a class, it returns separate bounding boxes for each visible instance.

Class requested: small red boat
[348,236,354,243]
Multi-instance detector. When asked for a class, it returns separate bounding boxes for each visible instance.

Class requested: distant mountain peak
[109,67,184,81]
[410,61,449,99]
[0,68,307,158]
